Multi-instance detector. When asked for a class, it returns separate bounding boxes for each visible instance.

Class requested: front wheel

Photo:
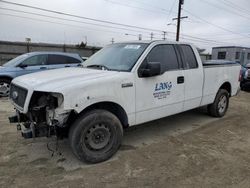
[69,109,123,163]
[207,89,229,117]
[0,78,11,97]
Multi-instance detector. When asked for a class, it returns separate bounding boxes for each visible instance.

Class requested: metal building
[212,46,250,65]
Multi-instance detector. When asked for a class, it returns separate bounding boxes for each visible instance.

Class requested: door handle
[65,65,70,67]
[40,67,47,70]
[177,76,184,84]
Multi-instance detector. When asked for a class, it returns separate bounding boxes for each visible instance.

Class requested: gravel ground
[0,91,250,188]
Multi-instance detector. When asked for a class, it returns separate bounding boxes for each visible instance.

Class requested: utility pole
[125,33,142,40]
[84,36,88,46]
[138,34,142,41]
[176,0,184,41]
[162,31,167,40]
[25,38,31,52]
[150,32,154,40]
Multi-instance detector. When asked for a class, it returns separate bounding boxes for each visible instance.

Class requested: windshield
[83,43,148,71]
[2,54,29,67]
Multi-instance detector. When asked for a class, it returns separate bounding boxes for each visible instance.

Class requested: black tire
[0,78,11,97]
[207,89,229,117]
[240,82,245,91]
[69,109,123,163]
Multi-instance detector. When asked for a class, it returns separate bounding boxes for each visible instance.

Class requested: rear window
[48,55,80,65]
[180,45,198,69]
[67,56,81,64]
[48,55,67,65]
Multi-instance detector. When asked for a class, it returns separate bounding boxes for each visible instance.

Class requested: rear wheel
[207,89,229,117]
[0,78,11,97]
[69,109,123,163]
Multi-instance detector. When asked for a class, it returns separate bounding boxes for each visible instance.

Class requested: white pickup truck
[9,41,241,163]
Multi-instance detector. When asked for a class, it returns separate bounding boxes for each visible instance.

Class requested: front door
[16,54,48,77]
[135,44,185,124]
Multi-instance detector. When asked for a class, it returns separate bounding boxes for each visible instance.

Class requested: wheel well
[0,76,12,82]
[220,82,231,96]
[68,102,129,128]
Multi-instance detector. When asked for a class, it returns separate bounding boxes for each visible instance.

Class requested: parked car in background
[0,52,84,97]
[240,63,250,90]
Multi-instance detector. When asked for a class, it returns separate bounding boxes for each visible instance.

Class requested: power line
[192,32,250,38]
[183,8,250,39]
[0,0,167,33]
[103,0,173,15]
[166,0,177,23]
[199,0,250,20]
[0,8,243,46]
[179,33,232,45]
[1,12,243,47]
[123,0,172,13]
[4,8,234,45]
[0,7,154,35]
[0,12,160,41]
[220,0,250,16]
[0,13,143,37]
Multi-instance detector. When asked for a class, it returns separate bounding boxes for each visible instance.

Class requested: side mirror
[19,64,28,68]
[138,62,161,77]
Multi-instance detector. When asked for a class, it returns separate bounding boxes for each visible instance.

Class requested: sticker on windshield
[124,45,141,50]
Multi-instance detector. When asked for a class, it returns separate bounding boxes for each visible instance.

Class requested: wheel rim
[84,124,111,151]
[218,95,227,114]
[0,82,10,97]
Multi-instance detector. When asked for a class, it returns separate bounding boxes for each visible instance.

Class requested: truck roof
[116,40,193,45]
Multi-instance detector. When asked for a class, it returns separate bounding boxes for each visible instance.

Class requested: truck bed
[201,63,241,106]
[203,60,238,66]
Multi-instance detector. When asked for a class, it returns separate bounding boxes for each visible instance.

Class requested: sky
[0,0,250,52]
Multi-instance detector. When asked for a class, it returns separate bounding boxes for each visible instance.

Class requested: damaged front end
[9,91,71,139]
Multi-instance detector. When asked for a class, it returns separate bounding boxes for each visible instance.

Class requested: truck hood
[12,67,119,91]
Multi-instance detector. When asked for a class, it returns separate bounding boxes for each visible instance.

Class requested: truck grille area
[9,84,28,109]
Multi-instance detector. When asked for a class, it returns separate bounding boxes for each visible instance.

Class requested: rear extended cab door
[177,44,204,111]
[135,43,185,125]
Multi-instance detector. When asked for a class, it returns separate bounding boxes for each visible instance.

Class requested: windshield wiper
[86,64,110,70]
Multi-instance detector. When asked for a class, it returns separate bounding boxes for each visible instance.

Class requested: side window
[180,45,198,69]
[67,57,81,64]
[48,55,68,65]
[146,45,179,73]
[21,55,47,66]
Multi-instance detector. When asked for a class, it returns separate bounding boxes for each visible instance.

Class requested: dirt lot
[0,91,250,188]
